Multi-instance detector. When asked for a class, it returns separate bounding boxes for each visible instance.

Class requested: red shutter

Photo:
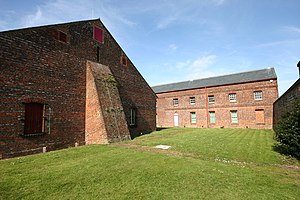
[24,103,44,134]
[58,31,67,43]
[255,110,265,124]
[93,26,104,43]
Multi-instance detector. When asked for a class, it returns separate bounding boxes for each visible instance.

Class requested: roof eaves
[0,18,100,34]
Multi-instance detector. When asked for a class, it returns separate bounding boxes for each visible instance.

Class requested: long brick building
[152,68,278,129]
[0,19,156,159]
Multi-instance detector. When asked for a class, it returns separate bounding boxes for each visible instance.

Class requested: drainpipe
[205,87,209,128]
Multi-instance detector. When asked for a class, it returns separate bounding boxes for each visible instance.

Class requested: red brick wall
[85,61,131,144]
[273,78,300,127]
[0,19,156,158]
[0,21,90,158]
[156,80,278,129]
[95,22,156,138]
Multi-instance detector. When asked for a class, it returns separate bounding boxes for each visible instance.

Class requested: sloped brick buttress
[85,61,131,144]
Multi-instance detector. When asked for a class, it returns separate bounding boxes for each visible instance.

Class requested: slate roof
[152,68,277,94]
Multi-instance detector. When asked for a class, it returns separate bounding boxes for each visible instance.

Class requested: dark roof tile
[152,68,277,93]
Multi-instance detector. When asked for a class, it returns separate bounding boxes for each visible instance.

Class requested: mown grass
[126,128,298,165]
[0,128,299,200]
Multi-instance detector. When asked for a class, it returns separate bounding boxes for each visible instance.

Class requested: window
[58,31,68,43]
[130,108,136,126]
[173,98,179,106]
[229,93,236,102]
[255,109,265,124]
[254,91,263,100]
[93,26,104,43]
[24,103,45,135]
[190,97,196,105]
[190,112,196,124]
[120,55,128,66]
[208,95,215,104]
[209,111,215,124]
[230,110,238,124]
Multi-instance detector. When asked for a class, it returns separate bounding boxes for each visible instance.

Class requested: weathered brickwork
[156,79,278,129]
[0,19,156,159]
[85,61,130,144]
[273,78,300,127]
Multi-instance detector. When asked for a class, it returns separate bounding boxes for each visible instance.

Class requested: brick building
[273,62,300,127]
[152,68,278,129]
[0,19,156,159]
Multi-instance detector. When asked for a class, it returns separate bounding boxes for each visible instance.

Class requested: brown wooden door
[24,103,44,134]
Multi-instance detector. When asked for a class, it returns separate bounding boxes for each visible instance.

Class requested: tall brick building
[153,68,278,129]
[0,19,156,159]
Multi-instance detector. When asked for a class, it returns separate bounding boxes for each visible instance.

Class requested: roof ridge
[152,67,275,88]
[0,18,100,33]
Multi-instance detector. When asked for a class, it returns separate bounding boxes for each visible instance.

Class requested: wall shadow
[272,144,300,161]
[156,127,170,131]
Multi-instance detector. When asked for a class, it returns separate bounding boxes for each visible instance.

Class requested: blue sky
[1,0,299,95]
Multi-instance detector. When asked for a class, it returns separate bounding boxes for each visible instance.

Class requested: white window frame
[190,97,196,105]
[173,98,179,106]
[231,110,238,124]
[208,95,215,104]
[190,112,196,124]
[209,111,216,124]
[254,91,263,100]
[229,93,237,102]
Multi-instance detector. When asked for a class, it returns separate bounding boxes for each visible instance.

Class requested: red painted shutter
[93,26,104,43]
[24,103,44,134]
[255,110,265,124]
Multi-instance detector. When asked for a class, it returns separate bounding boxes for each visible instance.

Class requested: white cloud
[213,0,226,6]
[157,15,178,29]
[281,25,300,34]
[255,39,300,48]
[153,0,225,30]
[191,55,216,69]
[168,44,178,52]
[187,55,219,79]
[173,55,222,80]
[20,0,136,30]
[171,54,247,81]
[24,7,43,27]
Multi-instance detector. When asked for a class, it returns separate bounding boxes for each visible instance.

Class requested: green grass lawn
[1,128,299,200]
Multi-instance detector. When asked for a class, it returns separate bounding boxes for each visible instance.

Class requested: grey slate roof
[152,68,277,94]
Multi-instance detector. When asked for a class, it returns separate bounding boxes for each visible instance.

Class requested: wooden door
[24,103,44,134]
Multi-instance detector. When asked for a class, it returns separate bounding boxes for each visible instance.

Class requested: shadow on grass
[273,144,300,161]
[156,127,170,131]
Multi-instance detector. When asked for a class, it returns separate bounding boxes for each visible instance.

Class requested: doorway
[174,113,179,127]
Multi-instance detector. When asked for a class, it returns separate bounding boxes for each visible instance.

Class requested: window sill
[20,132,46,137]
[129,124,137,128]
